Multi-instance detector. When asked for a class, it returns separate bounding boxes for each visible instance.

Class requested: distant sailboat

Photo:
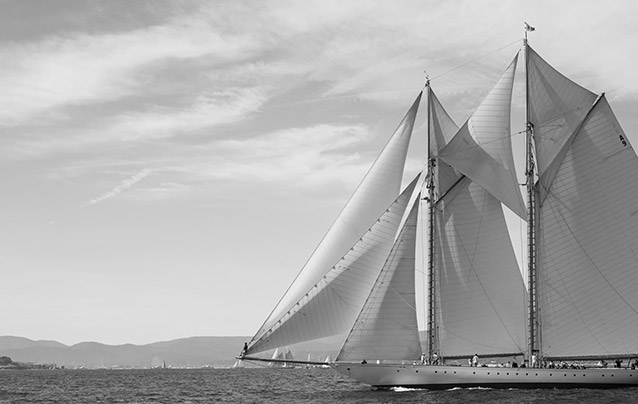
[240,29,638,388]
[233,359,244,368]
[269,347,295,368]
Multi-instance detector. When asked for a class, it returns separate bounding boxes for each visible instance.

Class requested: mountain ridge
[0,335,340,368]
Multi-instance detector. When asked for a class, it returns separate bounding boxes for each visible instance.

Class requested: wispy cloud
[106,87,270,141]
[0,15,258,127]
[188,123,374,189]
[83,168,153,207]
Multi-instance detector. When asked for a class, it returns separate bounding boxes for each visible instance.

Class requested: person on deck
[472,354,479,367]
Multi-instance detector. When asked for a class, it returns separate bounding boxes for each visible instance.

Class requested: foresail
[438,55,526,219]
[535,95,638,358]
[247,93,422,355]
[431,59,527,358]
[247,176,422,354]
[337,195,421,362]
[435,178,527,357]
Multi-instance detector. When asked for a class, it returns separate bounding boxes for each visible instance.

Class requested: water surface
[2,367,638,403]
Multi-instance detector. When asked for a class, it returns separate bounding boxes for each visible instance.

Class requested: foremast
[425,79,439,364]
[524,25,540,366]
[525,113,539,364]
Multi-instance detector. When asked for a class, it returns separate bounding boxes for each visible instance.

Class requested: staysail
[337,193,422,362]
[434,55,527,358]
[527,46,638,359]
[247,93,422,355]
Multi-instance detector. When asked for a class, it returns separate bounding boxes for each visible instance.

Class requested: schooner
[239,28,638,388]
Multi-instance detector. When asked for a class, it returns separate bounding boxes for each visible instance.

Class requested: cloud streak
[83,168,153,207]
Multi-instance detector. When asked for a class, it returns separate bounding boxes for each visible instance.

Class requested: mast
[425,80,438,363]
[524,24,539,365]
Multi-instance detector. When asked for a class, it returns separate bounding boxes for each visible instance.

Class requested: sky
[2,0,637,346]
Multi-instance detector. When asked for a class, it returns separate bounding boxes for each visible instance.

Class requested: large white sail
[337,195,421,362]
[247,94,422,354]
[528,48,638,358]
[435,178,527,357]
[247,175,422,354]
[438,55,526,219]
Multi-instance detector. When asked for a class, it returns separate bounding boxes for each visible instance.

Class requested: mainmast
[425,80,438,364]
[524,23,539,365]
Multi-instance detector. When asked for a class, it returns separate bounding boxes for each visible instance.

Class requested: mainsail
[247,93,422,354]
[527,45,638,359]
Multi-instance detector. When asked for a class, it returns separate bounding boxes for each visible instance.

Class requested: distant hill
[0,335,341,369]
[0,336,67,350]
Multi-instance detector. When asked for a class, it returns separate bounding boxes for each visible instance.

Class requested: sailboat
[269,347,296,368]
[240,29,638,388]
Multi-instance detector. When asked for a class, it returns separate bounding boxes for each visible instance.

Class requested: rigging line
[388,283,418,312]
[429,39,522,81]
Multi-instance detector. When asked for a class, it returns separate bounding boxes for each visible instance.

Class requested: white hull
[333,363,638,389]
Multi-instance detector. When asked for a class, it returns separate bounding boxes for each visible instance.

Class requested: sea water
[1,367,638,403]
